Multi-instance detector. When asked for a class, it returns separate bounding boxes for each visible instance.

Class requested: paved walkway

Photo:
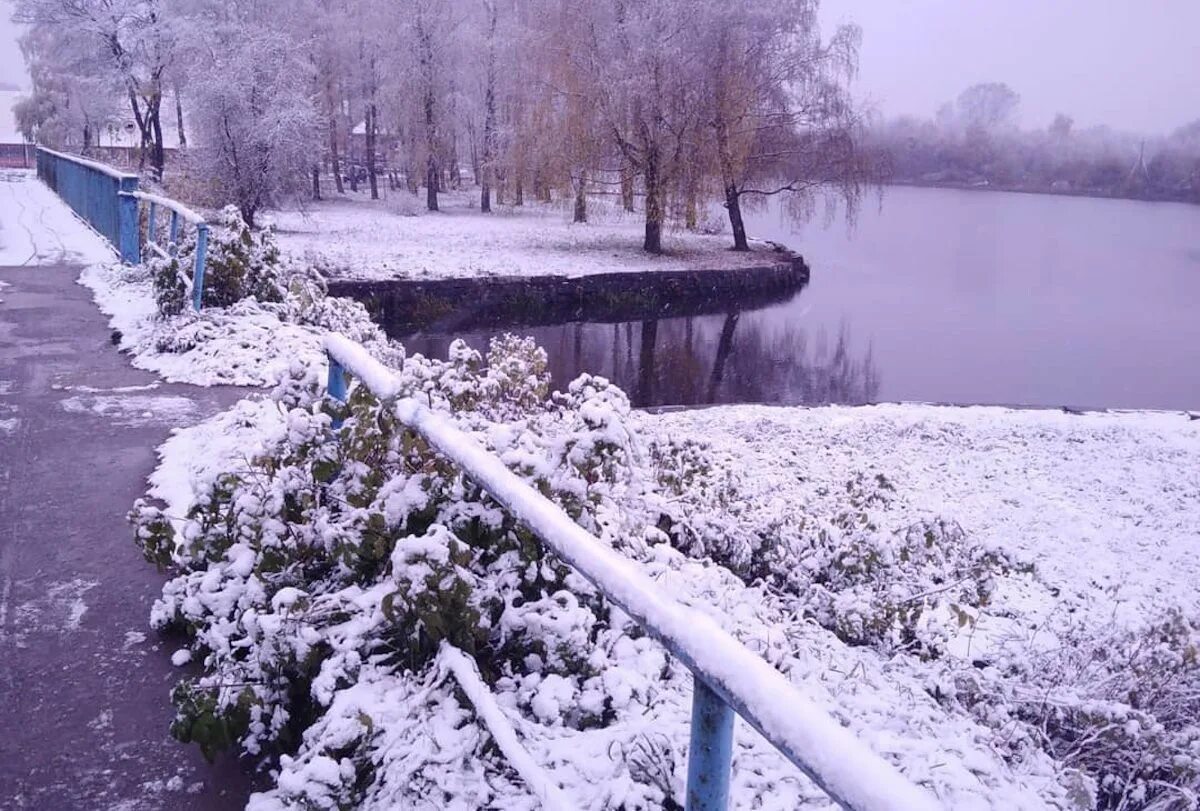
[0,176,254,809]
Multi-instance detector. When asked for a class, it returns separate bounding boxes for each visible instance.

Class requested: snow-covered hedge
[129,322,1199,808]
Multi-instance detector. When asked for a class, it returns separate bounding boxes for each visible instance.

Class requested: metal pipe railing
[322,333,942,811]
[34,148,210,311]
[124,191,209,311]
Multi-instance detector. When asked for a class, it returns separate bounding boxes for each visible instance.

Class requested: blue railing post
[192,223,209,311]
[685,675,735,811]
[117,177,140,264]
[326,353,349,429]
[148,201,158,244]
[169,210,180,253]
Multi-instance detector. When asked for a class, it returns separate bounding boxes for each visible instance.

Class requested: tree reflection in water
[399,305,880,409]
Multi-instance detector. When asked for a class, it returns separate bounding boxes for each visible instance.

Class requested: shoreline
[327,249,809,333]
[889,178,1200,207]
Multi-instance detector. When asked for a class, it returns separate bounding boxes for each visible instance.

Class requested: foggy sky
[2,1,1197,133]
[819,0,1200,134]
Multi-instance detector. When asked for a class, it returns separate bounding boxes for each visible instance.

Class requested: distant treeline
[866,82,1200,205]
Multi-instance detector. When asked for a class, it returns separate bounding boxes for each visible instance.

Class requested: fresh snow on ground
[147,387,1200,809]
[0,170,115,266]
[267,189,784,281]
[643,403,1200,632]
[79,261,329,386]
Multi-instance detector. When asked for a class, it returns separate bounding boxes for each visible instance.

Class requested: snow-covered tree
[185,0,318,225]
[15,0,178,178]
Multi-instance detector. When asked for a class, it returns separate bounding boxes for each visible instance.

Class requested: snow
[58,393,200,427]
[0,170,117,266]
[324,336,941,809]
[268,189,785,281]
[439,643,574,811]
[644,403,1200,632]
[79,261,327,386]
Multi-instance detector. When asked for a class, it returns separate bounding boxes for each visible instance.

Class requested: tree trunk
[148,99,165,180]
[365,103,379,200]
[714,118,749,251]
[572,169,587,223]
[725,184,749,251]
[620,161,635,211]
[312,166,321,200]
[327,81,344,194]
[174,87,187,148]
[480,5,497,214]
[514,176,523,205]
[643,151,663,253]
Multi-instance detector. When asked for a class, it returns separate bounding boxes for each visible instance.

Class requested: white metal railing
[322,332,942,811]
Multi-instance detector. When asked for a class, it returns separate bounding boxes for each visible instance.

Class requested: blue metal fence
[127,191,211,311]
[322,333,943,811]
[36,147,211,311]
[36,146,140,263]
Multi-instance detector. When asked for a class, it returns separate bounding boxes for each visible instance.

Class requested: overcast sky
[819,0,1200,134]
[2,2,1198,133]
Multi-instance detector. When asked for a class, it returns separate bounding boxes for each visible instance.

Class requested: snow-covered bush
[130,337,678,807]
[148,206,284,316]
[652,462,1019,659]
[199,206,286,308]
[945,610,1200,810]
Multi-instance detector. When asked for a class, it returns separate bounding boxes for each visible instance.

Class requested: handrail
[36,145,138,181]
[120,191,209,312]
[124,190,206,225]
[35,147,210,311]
[322,333,942,811]
[36,146,139,261]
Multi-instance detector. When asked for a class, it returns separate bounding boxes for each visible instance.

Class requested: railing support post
[169,210,180,253]
[148,202,158,244]
[685,675,735,811]
[117,178,140,264]
[326,352,349,429]
[192,223,209,311]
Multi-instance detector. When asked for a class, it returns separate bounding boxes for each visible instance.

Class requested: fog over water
[819,0,1200,133]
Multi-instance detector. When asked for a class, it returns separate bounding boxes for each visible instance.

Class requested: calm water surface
[397,187,1200,410]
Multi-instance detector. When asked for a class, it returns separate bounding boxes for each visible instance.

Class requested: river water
[395,187,1200,410]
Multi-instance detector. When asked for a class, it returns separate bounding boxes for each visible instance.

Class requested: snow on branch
[324,333,942,811]
[439,643,574,811]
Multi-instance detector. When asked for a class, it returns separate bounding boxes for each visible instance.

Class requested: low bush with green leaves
[148,205,285,316]
[131,328,1196,808]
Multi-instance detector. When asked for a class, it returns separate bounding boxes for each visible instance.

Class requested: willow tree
[697,0,875,250]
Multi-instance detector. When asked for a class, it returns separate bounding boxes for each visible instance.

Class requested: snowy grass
[642,403,1200,634]
[267,189,784,281]
[141,368,1200,809]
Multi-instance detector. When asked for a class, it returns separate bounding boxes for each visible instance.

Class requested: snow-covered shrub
[652,462,1019,659]
[146,228,194,317]
[148,206,284,315]
[131,338,674,806]
[199,206,285,308]
[946,611,1200,810]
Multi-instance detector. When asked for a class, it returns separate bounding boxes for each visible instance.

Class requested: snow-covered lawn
[267,189,784,281]
[643,404,1200,632]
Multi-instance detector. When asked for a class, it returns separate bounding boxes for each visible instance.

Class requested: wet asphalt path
[0,264,256,809]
